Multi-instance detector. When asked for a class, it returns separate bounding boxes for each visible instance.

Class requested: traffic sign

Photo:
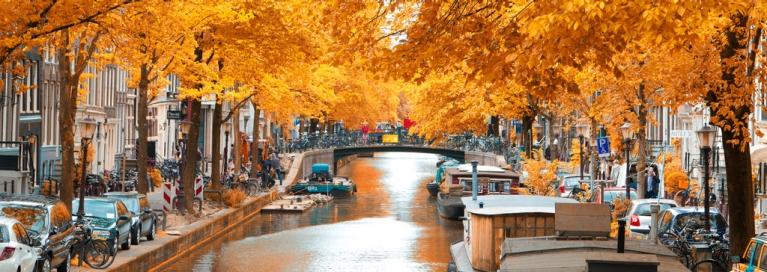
[597,137,610,158]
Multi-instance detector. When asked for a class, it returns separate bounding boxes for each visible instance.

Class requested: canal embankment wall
[465,151,501,166]
[110,150,356,272]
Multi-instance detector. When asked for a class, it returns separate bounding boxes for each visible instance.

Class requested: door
[116,202,132,243]
[12,224,36,272]
[139,197,152,235]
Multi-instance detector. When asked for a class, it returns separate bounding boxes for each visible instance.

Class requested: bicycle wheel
[84,240,115,269]
[239,184,250,196]
[690,259,726,272]
[669,247,693,268]
[250,183,262,196]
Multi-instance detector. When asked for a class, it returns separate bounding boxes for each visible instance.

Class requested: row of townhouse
[0,47,275,194]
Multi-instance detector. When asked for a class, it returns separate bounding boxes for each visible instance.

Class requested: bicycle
[71,218,115,269]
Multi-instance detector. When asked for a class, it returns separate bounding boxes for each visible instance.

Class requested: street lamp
[222,121,232,178]
[178,119,192,215]
[76,117,98,220]
[576,123,588,183]
[696,124,716,231]
[620,123,633,200]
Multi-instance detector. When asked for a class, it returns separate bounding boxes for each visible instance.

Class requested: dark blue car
[656,207,728,238]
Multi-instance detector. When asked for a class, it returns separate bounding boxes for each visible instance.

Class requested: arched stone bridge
[296,146,502,175]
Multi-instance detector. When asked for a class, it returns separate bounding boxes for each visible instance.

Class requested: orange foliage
[222,189,246,208]
[149,169,163,188]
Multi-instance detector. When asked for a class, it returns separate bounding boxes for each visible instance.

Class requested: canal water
[163,153,464,272]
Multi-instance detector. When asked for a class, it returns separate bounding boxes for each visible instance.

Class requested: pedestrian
[271,153,283,185]
[361,122,369,145]
[645,169,660,198]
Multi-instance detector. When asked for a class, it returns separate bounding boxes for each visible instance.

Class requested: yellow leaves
[520,150,561,197]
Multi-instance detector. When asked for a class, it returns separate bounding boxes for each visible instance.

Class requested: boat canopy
[461,195,578,216]
[312,164,330,174]
[457,164,506,172]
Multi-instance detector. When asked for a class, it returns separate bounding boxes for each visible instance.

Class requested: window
[760,243,767,269]
[117,202,129,217]
[0,226,7,243]
[139,197,150,211]
[54,204,71,230]
[13,223,29,245]
[633,203,676,216]
[658,211,673,233]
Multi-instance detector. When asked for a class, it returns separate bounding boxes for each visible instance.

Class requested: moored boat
[426,160,459,197]
[289,164,357,199]
[436,165,520,220]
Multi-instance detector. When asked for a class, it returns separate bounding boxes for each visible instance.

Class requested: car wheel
[131,225,140,245]
[147,221,156,241]
[112,236,119,255]
[121,231,131,250]
[56,252,70,272]
[36,254,51,272]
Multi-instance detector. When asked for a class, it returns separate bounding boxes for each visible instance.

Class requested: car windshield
[107,197,139,213]
[634,203,676,216]
[564,176,590,187]
[673,213,727,230]
[0,203,47,234]
[603,191,638,203]
[72,201,115,220]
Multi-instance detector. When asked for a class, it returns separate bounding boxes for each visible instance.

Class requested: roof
[499,237,689,272]
[0,193,60,207]
[630,199,677,205]
[0,217,20,225]
[103,192,145,198]
[445,166,519,179]
[462,195,579,216]
[74,197,122,204]
[665,206,721,214]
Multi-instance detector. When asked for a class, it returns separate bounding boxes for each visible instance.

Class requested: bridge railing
[284,131,509,155]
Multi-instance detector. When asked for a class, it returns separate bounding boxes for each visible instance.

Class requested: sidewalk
[73,153,304,272]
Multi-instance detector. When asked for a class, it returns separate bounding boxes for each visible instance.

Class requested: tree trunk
[136,64,150,194]
[58,42,75,213]
[636,86,648,199]
[522,113,534,159]
[183,99,202,214]
[233,108,241,180]
[210,97,222,190]
[251,102,260,179]
[711,12,754,256]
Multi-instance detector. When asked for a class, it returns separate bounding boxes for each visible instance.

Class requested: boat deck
[261,194,333,213]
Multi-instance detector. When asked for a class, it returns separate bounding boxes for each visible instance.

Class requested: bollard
[650,204,660,244]
[692,244,712,271]
[471,160,478,201]
[617,219,626,253]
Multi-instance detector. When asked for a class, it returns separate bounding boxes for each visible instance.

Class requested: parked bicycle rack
[152,209,167,231]
[203,190,223,205]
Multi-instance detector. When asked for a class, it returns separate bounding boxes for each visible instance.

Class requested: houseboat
[449,195,580,271]
[425,159,460,197]
[289,164,357,198]
[437,165,520,219]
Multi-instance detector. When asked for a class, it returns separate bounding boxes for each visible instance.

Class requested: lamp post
[576,123,588,183]
[621,123,633,200]
[222,121,232,178]
[696,124,716,231]
[178,120,192,215]
[76,117,98,220]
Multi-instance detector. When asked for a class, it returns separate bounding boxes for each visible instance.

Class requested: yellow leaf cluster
[222,188,247,208]
[520,150,560,197]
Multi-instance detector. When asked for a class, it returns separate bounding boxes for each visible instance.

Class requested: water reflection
[163,153,463,272]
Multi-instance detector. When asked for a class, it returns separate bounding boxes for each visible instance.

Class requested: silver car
[624,199,677,235]
[556,175,591,198]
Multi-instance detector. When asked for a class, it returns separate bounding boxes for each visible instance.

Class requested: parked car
[556,174,592,198]
[590,187,638,212]
[0,217,41,272]
[655,207,728,238]
[0,193,74,272]
[103,192,157,245]
[622,199,677,235]
[71,198,133,254]
[732,233,767,272]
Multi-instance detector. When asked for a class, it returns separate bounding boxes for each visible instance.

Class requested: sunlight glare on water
[163,152,463,272]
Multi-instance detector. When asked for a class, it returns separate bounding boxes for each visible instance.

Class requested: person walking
[271,153,283,185]
[361,122,369,145]
[645,169,660,198]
